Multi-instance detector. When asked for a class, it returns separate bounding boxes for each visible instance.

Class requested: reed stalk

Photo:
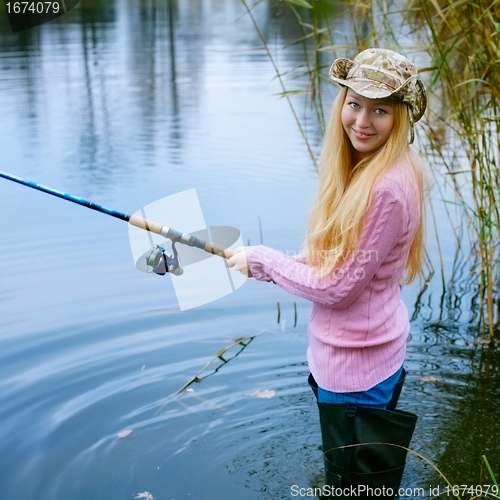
[245,0,500,339]
[407,0,500,340]
[240,0,319,169]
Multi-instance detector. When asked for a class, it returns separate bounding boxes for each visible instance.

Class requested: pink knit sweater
[247,163,420,392]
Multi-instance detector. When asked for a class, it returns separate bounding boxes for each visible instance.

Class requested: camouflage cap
[329,48,427,123]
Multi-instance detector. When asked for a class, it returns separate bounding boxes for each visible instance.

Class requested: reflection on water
[0,1,498,499]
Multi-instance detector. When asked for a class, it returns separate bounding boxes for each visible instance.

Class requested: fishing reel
[145,241,183,276]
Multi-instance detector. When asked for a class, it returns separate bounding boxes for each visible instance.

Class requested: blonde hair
[305,87,426,284]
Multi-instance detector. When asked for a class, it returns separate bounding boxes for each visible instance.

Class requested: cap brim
[391,75,427,122]
[329,58,354,81]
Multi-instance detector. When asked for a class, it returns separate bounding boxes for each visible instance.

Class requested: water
[0,1,498,499]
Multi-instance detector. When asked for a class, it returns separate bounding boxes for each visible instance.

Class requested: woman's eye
[349,102,360,109]
[375,108,387,115]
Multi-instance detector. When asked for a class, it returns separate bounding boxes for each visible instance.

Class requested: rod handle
[128,214,163,235]
[204,242,236,260]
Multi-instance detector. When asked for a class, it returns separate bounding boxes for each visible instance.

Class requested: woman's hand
[227,246,257,277]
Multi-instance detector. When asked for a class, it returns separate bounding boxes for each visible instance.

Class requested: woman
[228,48,427,496]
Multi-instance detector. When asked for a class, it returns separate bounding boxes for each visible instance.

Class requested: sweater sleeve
[247,188,404,309]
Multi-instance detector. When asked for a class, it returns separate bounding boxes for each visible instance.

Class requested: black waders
[309,372,417,500]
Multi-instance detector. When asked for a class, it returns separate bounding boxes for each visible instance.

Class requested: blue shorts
[316,366,404,409]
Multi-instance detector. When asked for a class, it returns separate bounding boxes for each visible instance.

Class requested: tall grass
[408,0,500,341]
[243,0,500,339]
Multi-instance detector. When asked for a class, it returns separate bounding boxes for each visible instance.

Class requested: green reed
[243,0,500,339]
[406,0,500,340]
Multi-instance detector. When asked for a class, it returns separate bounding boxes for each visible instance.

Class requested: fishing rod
[0,171,236,276]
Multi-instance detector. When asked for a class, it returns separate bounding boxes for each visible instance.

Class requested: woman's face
[341,89,395,162]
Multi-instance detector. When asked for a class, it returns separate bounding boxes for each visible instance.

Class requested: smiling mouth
[352,129,375,139]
